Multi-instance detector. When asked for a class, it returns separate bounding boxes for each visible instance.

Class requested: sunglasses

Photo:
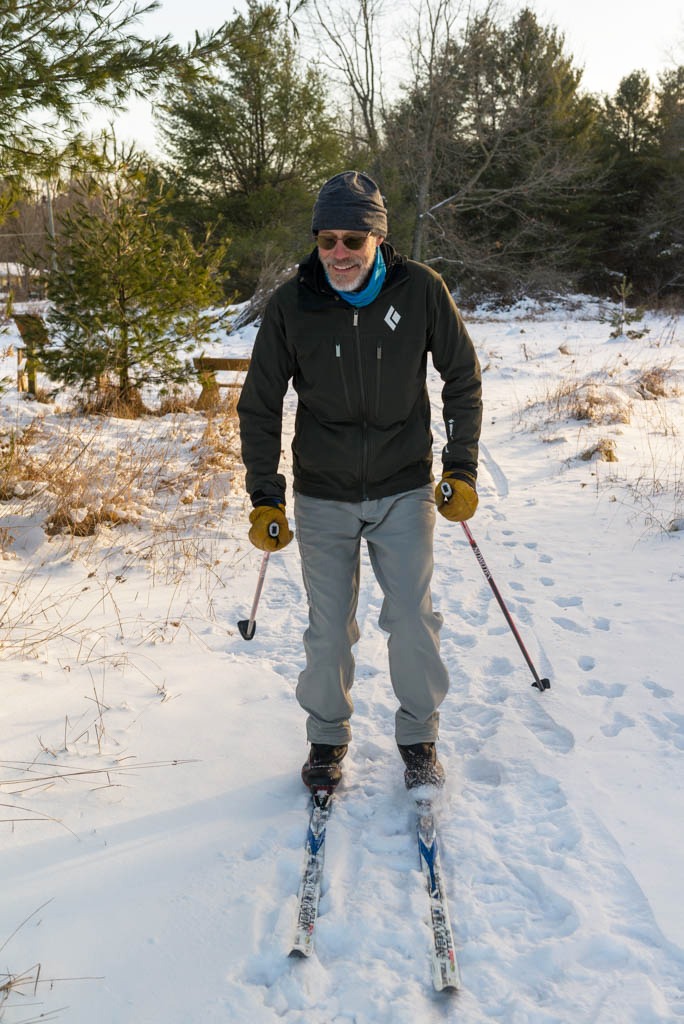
[316,232,371,251]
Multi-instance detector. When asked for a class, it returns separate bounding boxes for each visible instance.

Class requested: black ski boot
[301,743,348,793]
[398,742,445,790]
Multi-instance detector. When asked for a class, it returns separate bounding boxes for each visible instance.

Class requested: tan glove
[248,504,294,551]
[435,473,478,522]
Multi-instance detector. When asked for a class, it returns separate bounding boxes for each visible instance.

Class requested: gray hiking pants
[294,485,450,746]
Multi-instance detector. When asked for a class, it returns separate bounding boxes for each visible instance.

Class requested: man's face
[317,230,383,292]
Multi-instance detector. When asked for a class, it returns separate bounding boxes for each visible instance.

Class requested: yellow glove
[435,473,478,522]
[248,504,294,551]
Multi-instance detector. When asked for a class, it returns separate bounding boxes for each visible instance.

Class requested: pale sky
[111,0,683,147]
[533,0,682,94]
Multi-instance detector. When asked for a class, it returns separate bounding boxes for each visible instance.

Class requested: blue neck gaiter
[328,247,387,307]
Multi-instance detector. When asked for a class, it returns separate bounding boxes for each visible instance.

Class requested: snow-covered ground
[1,297,683,1022]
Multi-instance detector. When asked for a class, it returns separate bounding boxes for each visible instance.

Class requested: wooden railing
[192,356,251,409]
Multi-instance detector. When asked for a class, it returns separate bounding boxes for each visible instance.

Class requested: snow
[1,298,683,1022]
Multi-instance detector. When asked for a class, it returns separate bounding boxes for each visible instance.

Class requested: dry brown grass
[573,383,632,424]
[634,363,679,400]
[0,421,41,501]
[37,424,158,536]
[528,357,679,431]
[0,962,64,1023]
[0,399,241,542]
[155,388,198,416]
[580,438,618,462]
[196,405,241,470]
[78,385,149,418]
[529,378,633,426]
[0,902,68,1023]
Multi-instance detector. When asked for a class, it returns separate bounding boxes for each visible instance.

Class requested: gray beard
[323,262,371,293]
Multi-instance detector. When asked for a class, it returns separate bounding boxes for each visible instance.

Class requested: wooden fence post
[13,314,48,396]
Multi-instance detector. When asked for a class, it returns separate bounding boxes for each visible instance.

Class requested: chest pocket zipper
[335,342,353,414]
[375,341,383,417]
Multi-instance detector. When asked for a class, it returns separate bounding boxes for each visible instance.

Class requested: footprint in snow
[484,654,517,678]
[540,576,555,587]
[643,679,674,699]
[523,704,575,754]
[448,630,478,650]
[490,507,507,522]
[593,617,611,631]
[471,704,504,731]
[553,595,583,608]
[453,593,491,629]
[580,678,626,699]
[578,655,595,671]
[464,756,503,787]
[601,712,635,737]
[552,616,590,635]
[456,703,504,754]
[644,711,684,751]
[507,863,580,940]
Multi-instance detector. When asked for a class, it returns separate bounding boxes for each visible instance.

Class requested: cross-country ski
[290,792,333,957]
[415,798,461,991]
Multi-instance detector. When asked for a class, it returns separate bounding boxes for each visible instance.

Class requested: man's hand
[248,504,294,551]
[435,473,478,522]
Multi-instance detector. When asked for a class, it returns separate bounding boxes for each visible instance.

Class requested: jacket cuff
[250,490,285,508]
[443,467,477,488]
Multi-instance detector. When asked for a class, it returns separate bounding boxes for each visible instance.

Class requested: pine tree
[0,0,227,184]
[157,1,343,298]
[42,143,227,411]
[633,68,684,299]
[586,69,683,300]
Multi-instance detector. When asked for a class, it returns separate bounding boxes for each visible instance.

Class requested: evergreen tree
[631,68,684,299]
[157,0,343,298]
[586,69,683,300]
[41,143,227,410]
[453,8,598,296]
[600,71,659,157]
[0,0,227,191]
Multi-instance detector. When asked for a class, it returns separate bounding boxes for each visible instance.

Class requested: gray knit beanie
[312,171,388,235]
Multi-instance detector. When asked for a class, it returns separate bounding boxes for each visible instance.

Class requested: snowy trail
[204,363,684,1021]
[2,305,683,1021]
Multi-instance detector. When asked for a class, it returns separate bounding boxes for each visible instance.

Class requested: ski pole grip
[268,522,280,538]
[440,481,453,501]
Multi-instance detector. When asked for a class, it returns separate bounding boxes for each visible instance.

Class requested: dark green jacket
[237,243,482,505]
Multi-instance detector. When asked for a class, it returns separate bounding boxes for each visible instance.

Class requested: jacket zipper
[353,309,369,500]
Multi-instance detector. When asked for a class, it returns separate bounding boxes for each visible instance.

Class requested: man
[237,171,482,793]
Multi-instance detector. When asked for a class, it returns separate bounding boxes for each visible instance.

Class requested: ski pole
[237,522,279,641]
[440,482,550,691]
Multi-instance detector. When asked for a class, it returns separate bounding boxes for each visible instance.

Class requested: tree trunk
[411,171,431,262]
